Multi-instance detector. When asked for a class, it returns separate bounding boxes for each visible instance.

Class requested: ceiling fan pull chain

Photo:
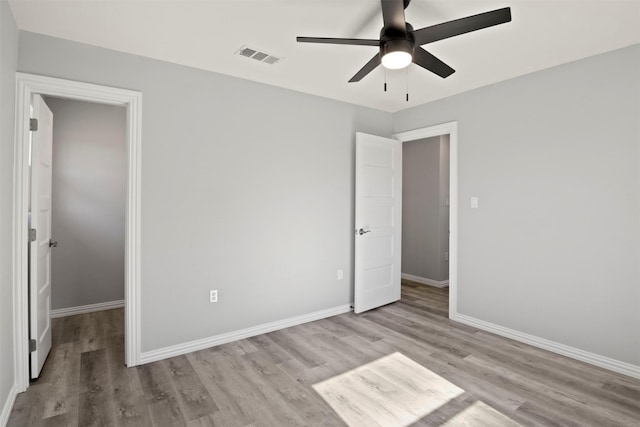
[384,68,387,92]
[406,67,409,102]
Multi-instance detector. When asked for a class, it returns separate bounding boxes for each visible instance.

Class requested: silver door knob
[358,228,371,236]
[49,239,58,248]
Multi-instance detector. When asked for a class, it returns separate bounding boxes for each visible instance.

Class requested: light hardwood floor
[8,282,640,426]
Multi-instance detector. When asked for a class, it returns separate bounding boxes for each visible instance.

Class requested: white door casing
[29,94,53,378]
[14,73,142,393]
[354,132,402,313]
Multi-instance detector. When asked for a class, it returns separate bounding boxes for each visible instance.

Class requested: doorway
[28,96,127,379]
[45,96,127,317]
[394,122,458,318]
[13,73,142,393]
[401,135,450,288]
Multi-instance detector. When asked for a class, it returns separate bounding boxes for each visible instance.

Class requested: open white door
[29,94,54,378]
[354,132,402,313]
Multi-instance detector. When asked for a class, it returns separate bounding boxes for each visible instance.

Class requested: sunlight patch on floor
[441,401,520,427]
[312,352,464,427]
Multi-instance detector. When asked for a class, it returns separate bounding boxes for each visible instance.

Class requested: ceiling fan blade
[413,7,511,45]
[349,54,381,82]
[296,37,379,46]
[413,47,455,78]
[381,0,407,34]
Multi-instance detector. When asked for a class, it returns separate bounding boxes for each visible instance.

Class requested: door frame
[13,73,143,392]
[393,121,458,318]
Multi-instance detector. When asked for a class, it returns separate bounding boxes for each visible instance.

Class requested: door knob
[49,239,58,248]
[358,228,371,236]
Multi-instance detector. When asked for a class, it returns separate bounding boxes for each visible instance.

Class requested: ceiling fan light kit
[297,0,511,84]
[381,39,414,69]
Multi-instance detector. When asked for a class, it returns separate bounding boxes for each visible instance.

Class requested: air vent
[263,56,280,65]
[239,48,256,58]
[235,45,281,65]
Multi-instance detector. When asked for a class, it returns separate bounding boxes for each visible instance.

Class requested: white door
[30,94,54,378]
[354,132,402,313]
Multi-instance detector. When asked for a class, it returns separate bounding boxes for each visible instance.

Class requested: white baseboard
[452,313,640,380]
[139,304,353,364]
[401,273,449,288]
[51,299,125,318]
[1,385,16,427]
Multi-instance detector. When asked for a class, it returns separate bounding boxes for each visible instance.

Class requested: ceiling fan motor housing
[380,23,415,56]
[381,38,414,58]
[379,22,415,70]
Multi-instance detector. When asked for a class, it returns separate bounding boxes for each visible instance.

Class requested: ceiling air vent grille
[235,45,281,65]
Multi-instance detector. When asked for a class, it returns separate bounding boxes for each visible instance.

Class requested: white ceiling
[9,0,640,112]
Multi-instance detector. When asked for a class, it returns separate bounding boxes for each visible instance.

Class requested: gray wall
[0,0,17,416]
[45,97,126,310]
[18,31,394,352]
[394,44,640,366]
[402,136,449,282]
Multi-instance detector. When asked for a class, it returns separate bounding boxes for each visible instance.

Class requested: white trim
[453,313,640,380]
[51,300,125,318]
[393,121,458,319]
[401,273,449,288]
[140,304,353,365]
[0,385,17,427]
[13,73,142,394]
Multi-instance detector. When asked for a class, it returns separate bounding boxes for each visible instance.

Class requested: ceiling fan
[297,0,512,82]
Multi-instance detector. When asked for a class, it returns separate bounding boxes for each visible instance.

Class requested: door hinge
[29,118,38,132]
[29,228,37,242]
[29,339,36,352]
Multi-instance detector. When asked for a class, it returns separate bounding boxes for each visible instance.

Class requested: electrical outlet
[337,269,344,280]
[209,290,218,303]
[445,252,449,262]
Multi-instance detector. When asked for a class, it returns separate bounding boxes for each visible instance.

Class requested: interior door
[354,132,402,313]
[30,94,54,378]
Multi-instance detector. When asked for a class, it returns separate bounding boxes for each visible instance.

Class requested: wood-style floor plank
[164,355,218,422]
[137,361,188,427]
[105,335,152,426]
[78,349,117,426]
[8,282,640,426]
